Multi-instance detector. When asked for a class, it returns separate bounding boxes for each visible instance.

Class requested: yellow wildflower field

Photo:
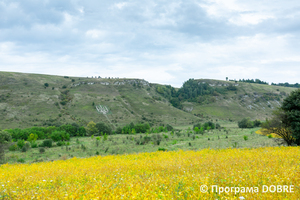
[0,147,299,199]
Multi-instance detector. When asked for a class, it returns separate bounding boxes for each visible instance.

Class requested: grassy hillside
[0,72,199,129]
[181,79,296,121]
[0,72,296,130]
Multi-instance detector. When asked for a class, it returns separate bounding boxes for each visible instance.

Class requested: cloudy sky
[0,0,299,87]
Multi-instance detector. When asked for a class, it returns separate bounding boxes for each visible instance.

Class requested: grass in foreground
[0,146,299,199]
[4,127,281,164]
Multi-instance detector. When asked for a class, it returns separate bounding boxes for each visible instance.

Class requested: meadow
[4,126,281,164]
[1,146,299,199]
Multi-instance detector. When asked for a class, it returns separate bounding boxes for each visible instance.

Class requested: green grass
[0,71,297,129]
[3,126,283,164]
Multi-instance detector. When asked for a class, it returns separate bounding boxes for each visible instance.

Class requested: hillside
[0,72,199,129]
[180,79,296,121]
[0,71,296,129]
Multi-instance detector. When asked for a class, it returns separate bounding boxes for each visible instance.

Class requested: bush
[96,122,112,135]
[0,131,12,143]
[31,142,38,148]
[244,136,248,141]
[21,146,28,152]
[158,148,167,151]
[56,141,65,146]
[39,147,45,153]
[41,139,53,148]
[0,130,12,162]
[17,140,25,149]
[24,142,30,150]
[166,124,174,131]
[238,118,254,128]
[9,144,18,151]
[17,158,25,163]
[51,131,70,142]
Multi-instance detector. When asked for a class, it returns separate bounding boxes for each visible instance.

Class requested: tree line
[156,79,237,109]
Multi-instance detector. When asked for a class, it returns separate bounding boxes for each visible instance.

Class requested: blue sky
[0,0,300,87]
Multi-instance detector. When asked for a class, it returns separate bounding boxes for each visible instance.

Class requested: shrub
[158,148,167,151]
[156,139,161,145]
[56,141,65,146]
[24,142,30,150]
[238,118,254,128]
[166,124,174,131]
[39,147,45,153]
[17,158,25,163]
[27,133,38,142]
[9,144,18,151]
[96,122,112,135]
[51,131,70,142]
[17,140,25,149]
[31,142,38,148]
[21,146,28,152]
[86,121,98,136]
[244,136,248,141]
[42,139,53,148]
[0,131,12,143]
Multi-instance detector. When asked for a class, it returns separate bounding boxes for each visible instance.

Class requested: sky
[0,0,300,87]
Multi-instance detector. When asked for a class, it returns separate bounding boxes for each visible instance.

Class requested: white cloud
[229,13,274,26]
[113,2,128,10]
[1,0,300,87]
[85,29,107,39]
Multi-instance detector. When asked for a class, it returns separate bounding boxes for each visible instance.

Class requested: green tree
[86,121,98,136]
[27,133,38,143]
[95,122,112,135]
[194,127,199,134]
[281,89,300,145]
[0,130,12,163]
[261,109,295,146]
[238,118,254,128]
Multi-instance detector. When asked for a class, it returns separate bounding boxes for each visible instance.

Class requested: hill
[180,78,296,121]
[0,72,199,129]
[0,71,296,129]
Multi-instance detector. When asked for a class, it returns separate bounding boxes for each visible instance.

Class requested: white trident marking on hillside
[95,105,109,115]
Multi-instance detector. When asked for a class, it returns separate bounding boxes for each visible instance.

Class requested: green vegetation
[238,79,268,85]
[262,89,300,145]
[0,130,12,163]
[1,126,281,164]
[238,118,261,128]
[0,71,299,164]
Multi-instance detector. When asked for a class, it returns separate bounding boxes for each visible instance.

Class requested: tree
[86,121,98,136]
[44,83,49,87]
[281,89,300,144]
[238,118,254,128]
[0,130,12,163]
[194,127,199,134]
[95,122,112,135]
[261,109,295,146]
